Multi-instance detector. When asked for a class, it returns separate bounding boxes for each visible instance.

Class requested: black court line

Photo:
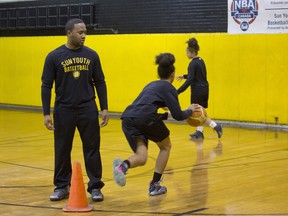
[0,185,51,188]
[164,149,288,174]
[164,157,288,175]
[1,203,287,215]
[0,202,61,210]
[210,149,288,163]
[173,208,208,216]
[0,202,205,215]
[0,134,52,144]
[0,161,53,171]
[1,148,287,182]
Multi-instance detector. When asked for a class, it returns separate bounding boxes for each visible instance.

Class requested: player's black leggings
[53,111,104,192]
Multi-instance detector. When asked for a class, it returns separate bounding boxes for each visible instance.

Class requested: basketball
[186,106,207,126]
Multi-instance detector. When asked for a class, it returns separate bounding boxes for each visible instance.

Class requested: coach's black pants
[53,111,104,192]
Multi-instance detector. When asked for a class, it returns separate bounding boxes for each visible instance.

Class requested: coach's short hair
[65,18,84,33]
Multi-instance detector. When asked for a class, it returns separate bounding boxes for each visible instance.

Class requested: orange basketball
[186,106,207,126]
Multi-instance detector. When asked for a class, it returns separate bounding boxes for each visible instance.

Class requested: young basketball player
[177,37,222,139]
[113,53,199,196]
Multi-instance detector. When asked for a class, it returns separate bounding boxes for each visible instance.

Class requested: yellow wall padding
[0,33,287,124]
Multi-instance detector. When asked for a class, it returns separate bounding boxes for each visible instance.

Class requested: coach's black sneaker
[91,189,104,202]
[148,181,167,196]
[214,124,223,139]
[190,131,204,139]
[50,185,70,201]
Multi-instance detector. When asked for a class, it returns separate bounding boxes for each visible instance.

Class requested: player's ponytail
[186,37,200,54]
[155,53,175,79]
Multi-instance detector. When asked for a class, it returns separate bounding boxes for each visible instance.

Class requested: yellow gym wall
[0,33,287,124]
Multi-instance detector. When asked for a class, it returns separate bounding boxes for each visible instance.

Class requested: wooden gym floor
[0,109,288,216]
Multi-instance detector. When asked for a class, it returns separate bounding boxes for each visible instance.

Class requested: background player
[177,37,222,139]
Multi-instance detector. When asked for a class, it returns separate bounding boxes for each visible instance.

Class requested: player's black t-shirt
[177,57,209,95]
[41,45,108,115]
[121,80,192,121]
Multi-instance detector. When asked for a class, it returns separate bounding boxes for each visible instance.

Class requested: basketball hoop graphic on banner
[230,0,259,31]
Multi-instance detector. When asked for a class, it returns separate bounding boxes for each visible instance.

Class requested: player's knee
[158,136,172,152]
[164,142,172,152]
[160,140,172,152]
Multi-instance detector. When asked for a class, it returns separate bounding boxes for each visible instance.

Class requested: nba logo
[230,0,259,31]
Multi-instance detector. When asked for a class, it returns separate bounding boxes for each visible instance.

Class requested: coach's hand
[100,109,109,127]
[44,115,54,130]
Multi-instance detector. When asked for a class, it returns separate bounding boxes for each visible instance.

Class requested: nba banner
[228,0,288,34]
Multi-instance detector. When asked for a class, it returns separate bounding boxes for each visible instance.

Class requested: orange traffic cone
[63,161,93,212]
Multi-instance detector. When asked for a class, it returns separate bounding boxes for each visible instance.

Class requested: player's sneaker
[148,181,167,196]
[190,130,204,139]
[113,158,126,186]
[214,124,223,138]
